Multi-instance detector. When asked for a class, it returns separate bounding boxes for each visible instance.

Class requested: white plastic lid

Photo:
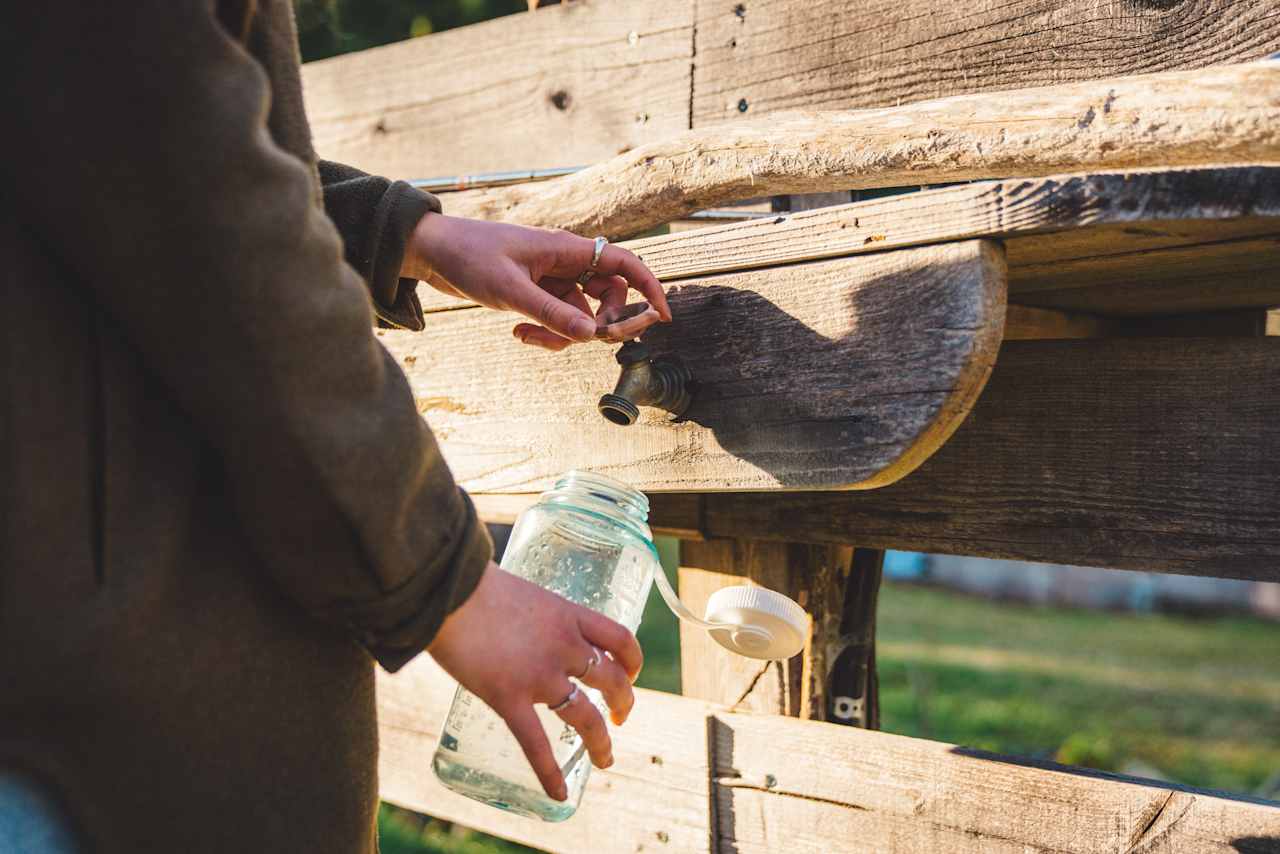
[703,585,808,660]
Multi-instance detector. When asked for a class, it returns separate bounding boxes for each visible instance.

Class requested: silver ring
[576,236,608,285]
[590,236,608,269]
[575,648,601,680]
[549,686,580,713]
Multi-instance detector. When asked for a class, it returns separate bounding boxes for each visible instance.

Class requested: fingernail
[554,784,568,801]
[604,754,615,769]
[569,316,595,341]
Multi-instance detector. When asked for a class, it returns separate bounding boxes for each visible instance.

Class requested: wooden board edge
[849,239,1008,490]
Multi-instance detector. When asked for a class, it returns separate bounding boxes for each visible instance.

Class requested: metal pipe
[409,166,584,193]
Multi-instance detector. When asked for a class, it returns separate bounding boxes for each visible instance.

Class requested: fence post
[677,538,882,727]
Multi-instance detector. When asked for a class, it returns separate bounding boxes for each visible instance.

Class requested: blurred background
[294,4,1280,852]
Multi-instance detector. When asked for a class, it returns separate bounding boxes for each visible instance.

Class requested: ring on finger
[549,685,581,713]
[576,236,609,285]
[575,647,602,680]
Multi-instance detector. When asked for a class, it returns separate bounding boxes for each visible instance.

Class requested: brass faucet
[598,340,692,426]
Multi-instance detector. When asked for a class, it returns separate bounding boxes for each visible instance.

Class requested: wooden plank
[381,240,1006,493]
[617,167,1280,292]
[1012,235,1280,316]
[683,338,1280,582]
[378,655,1280,854]
[301,2,693,178]
[693,0,1280,125]
[471,491,707,539]
[1003,305,1109,340]
[422,166,1280,320]
[710,715,1280,854]
[378,657,712,854]
[443,62,1280,238]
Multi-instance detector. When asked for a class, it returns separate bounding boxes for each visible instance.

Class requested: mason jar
[432,470,661,821]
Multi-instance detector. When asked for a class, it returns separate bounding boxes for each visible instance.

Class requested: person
[0,1,673,851]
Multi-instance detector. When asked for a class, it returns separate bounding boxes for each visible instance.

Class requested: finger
[577,646,636,726]
[538,276,594,318]
[506,276,596,343]
[552,687,613,770]
[582,274,628,312]
[577,610,643,682]
[513,323,574,351]
[596,304,662,342]
[550,234,671,322]
[594,245,672,322]
[501,703,568,801]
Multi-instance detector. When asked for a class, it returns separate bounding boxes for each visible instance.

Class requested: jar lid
[703,585,808,661]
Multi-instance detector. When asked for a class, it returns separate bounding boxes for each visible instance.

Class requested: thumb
[509,278,596,343]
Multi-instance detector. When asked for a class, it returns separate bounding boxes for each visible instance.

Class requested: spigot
[598,340,692,426]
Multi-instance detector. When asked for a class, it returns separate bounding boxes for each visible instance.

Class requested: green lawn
[380,548,1280,851]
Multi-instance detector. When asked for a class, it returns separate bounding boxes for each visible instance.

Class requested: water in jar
[432,472,659,821]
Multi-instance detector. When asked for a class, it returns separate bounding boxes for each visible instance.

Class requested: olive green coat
[0,2,492,851]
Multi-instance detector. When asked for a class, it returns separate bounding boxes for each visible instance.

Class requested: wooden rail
[439,63,1280,238]
[379,656,1280,854]
[302,0,1280,179]
[469,336,1280,581]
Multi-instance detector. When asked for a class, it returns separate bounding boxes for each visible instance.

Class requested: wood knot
[549,90,572,111]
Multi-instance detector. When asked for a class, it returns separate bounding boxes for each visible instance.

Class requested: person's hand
[403,214,672,351]
[427,561,643,801]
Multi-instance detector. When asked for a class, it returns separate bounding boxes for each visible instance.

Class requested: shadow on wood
[384,239,1004,492]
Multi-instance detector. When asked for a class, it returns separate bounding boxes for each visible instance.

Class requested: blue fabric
[0,773,81,854]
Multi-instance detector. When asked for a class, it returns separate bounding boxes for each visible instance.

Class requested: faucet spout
[598,341,691,426]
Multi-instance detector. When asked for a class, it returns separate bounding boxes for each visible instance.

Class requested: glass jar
[432,471,662,821]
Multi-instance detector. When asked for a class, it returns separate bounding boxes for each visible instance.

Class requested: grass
[379,549,1280,851]
[876,582,1280,794]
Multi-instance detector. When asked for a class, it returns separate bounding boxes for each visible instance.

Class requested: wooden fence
[303,1,1280,850]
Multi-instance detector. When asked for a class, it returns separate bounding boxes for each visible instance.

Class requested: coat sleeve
[1,0,491,671]
[318,160,438,331]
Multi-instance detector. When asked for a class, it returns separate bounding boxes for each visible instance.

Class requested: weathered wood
[678,539,809,717]
[382,240,1006,492]
[301,2,693,178]
[378,655,1280,854]
[1012,235,1280,316]
[673,338,1280,581]
[420,166,1280,318]
[470,491,707,539]
[442,62,1280,238]
[679,539,883,726]
[379,657,712,853]
[1004,305,1109,340]
[693,0,1280,125]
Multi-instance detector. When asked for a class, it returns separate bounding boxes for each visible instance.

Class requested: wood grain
[421,166,1280,320]
[684,338,1280,581]
[301,1,693,178]
[442,62,1280,238]
[693,0,1280,125]
[678,540,810,717]
[378,655,1280,854]
[378,657,712,853]
[380,240,1006,493]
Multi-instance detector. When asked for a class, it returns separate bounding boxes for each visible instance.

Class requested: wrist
[403,210,448,282]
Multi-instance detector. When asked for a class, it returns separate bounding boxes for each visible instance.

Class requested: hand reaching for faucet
[403,214,671,350]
